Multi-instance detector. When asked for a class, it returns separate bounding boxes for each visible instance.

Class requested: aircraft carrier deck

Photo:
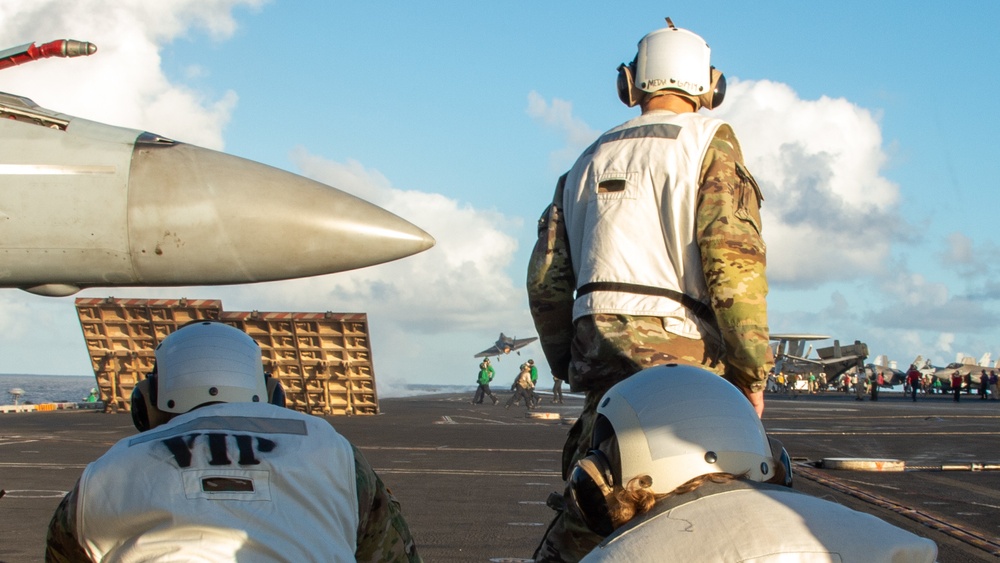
[2,389,999,562]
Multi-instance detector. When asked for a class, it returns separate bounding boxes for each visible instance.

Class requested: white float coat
[77,402,359,562]
[581,481,937,562]
[563,110,724,338]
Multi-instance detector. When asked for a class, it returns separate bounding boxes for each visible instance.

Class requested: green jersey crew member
[473,357,499,404]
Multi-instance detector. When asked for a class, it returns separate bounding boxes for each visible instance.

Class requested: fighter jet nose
[127,141,434,284]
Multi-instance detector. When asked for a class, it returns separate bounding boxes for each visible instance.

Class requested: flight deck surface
[2,390,998,562]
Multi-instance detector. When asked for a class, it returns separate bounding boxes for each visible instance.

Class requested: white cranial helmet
[594,364,773,494]
[155,321,267,414]
[618,19,725,109]
[635,24,712,97]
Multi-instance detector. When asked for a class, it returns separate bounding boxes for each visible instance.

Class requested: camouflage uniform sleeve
[696,124,773,393]
[526,174,576,381]
[353,445,421,563]
[45,480,91,562]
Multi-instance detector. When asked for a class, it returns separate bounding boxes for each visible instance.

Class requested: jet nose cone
[127,141,434,284]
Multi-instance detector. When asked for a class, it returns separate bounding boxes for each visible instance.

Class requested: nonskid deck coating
[2,390,999,562]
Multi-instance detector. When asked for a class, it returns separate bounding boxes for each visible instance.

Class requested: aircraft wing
[509,337,538,352]
[474,346,503,358]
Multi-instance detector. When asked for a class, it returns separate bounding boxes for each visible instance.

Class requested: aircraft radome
[0,40,435,297]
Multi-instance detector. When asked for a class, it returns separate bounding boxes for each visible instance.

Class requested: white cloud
[0,0,263,149]
[713,79,907,287]
[940,232,975,267]
[863,269,999,333]
[526,91,601,170]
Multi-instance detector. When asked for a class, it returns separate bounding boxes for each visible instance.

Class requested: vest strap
[576,282,716,326]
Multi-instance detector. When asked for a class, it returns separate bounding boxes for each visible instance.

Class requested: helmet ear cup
[767,436,793,487]
[568,450,616,536]
[697,67,726,110]
[266,375,286,408]
[130,375,172,432]
[616,61,642,107]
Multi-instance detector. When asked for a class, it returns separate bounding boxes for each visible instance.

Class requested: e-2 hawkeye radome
[0,40,434,297]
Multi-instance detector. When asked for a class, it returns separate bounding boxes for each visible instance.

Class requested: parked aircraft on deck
[912,353,995,387]
[867,355,906,386]
[0,40,434,297]
[770,333,869,383]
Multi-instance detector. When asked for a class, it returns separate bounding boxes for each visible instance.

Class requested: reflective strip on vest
[130,415,308,446]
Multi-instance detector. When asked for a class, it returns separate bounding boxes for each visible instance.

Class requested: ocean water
[0,373,471,405]
[0,373,96,405]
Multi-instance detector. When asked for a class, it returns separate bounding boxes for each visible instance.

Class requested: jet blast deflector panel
[75,297,379,416]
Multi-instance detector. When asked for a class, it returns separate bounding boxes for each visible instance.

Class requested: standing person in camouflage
[45,321,420,563]
[552,375,565,404]
[527,18,770,562]
[506,362,537,410]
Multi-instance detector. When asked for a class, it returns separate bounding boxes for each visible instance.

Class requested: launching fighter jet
[474,333,538,359]
[0,40,435,297]
[770,333,869,383]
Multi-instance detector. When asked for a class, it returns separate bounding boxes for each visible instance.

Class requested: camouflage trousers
[533,313,724,563]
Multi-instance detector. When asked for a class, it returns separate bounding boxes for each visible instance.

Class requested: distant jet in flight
[474,333,537,359]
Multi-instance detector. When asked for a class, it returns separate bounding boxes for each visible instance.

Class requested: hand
[739,387,765,417]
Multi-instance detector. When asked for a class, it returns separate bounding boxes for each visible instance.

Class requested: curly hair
[607,472,744,528]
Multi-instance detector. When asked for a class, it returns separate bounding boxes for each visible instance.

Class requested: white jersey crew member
[570,365,937,562]
[581,480,938,562]
[564,110,726,339]
[45,321,420,562]
[76,401,359,562]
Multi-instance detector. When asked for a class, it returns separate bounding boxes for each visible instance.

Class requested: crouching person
[570,364,936,562]
[46,321,420,562]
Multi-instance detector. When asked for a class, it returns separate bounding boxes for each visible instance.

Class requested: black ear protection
[130,368,170,433]
[130,367,286,432]
[568,448,617,537]
[266,375,286,410]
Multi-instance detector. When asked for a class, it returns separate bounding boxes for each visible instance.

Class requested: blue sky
[2,1,1000,392]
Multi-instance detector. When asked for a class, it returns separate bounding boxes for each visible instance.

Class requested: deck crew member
[45,321,420,562]
[575,365,938,562]
[527,18,770,561]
